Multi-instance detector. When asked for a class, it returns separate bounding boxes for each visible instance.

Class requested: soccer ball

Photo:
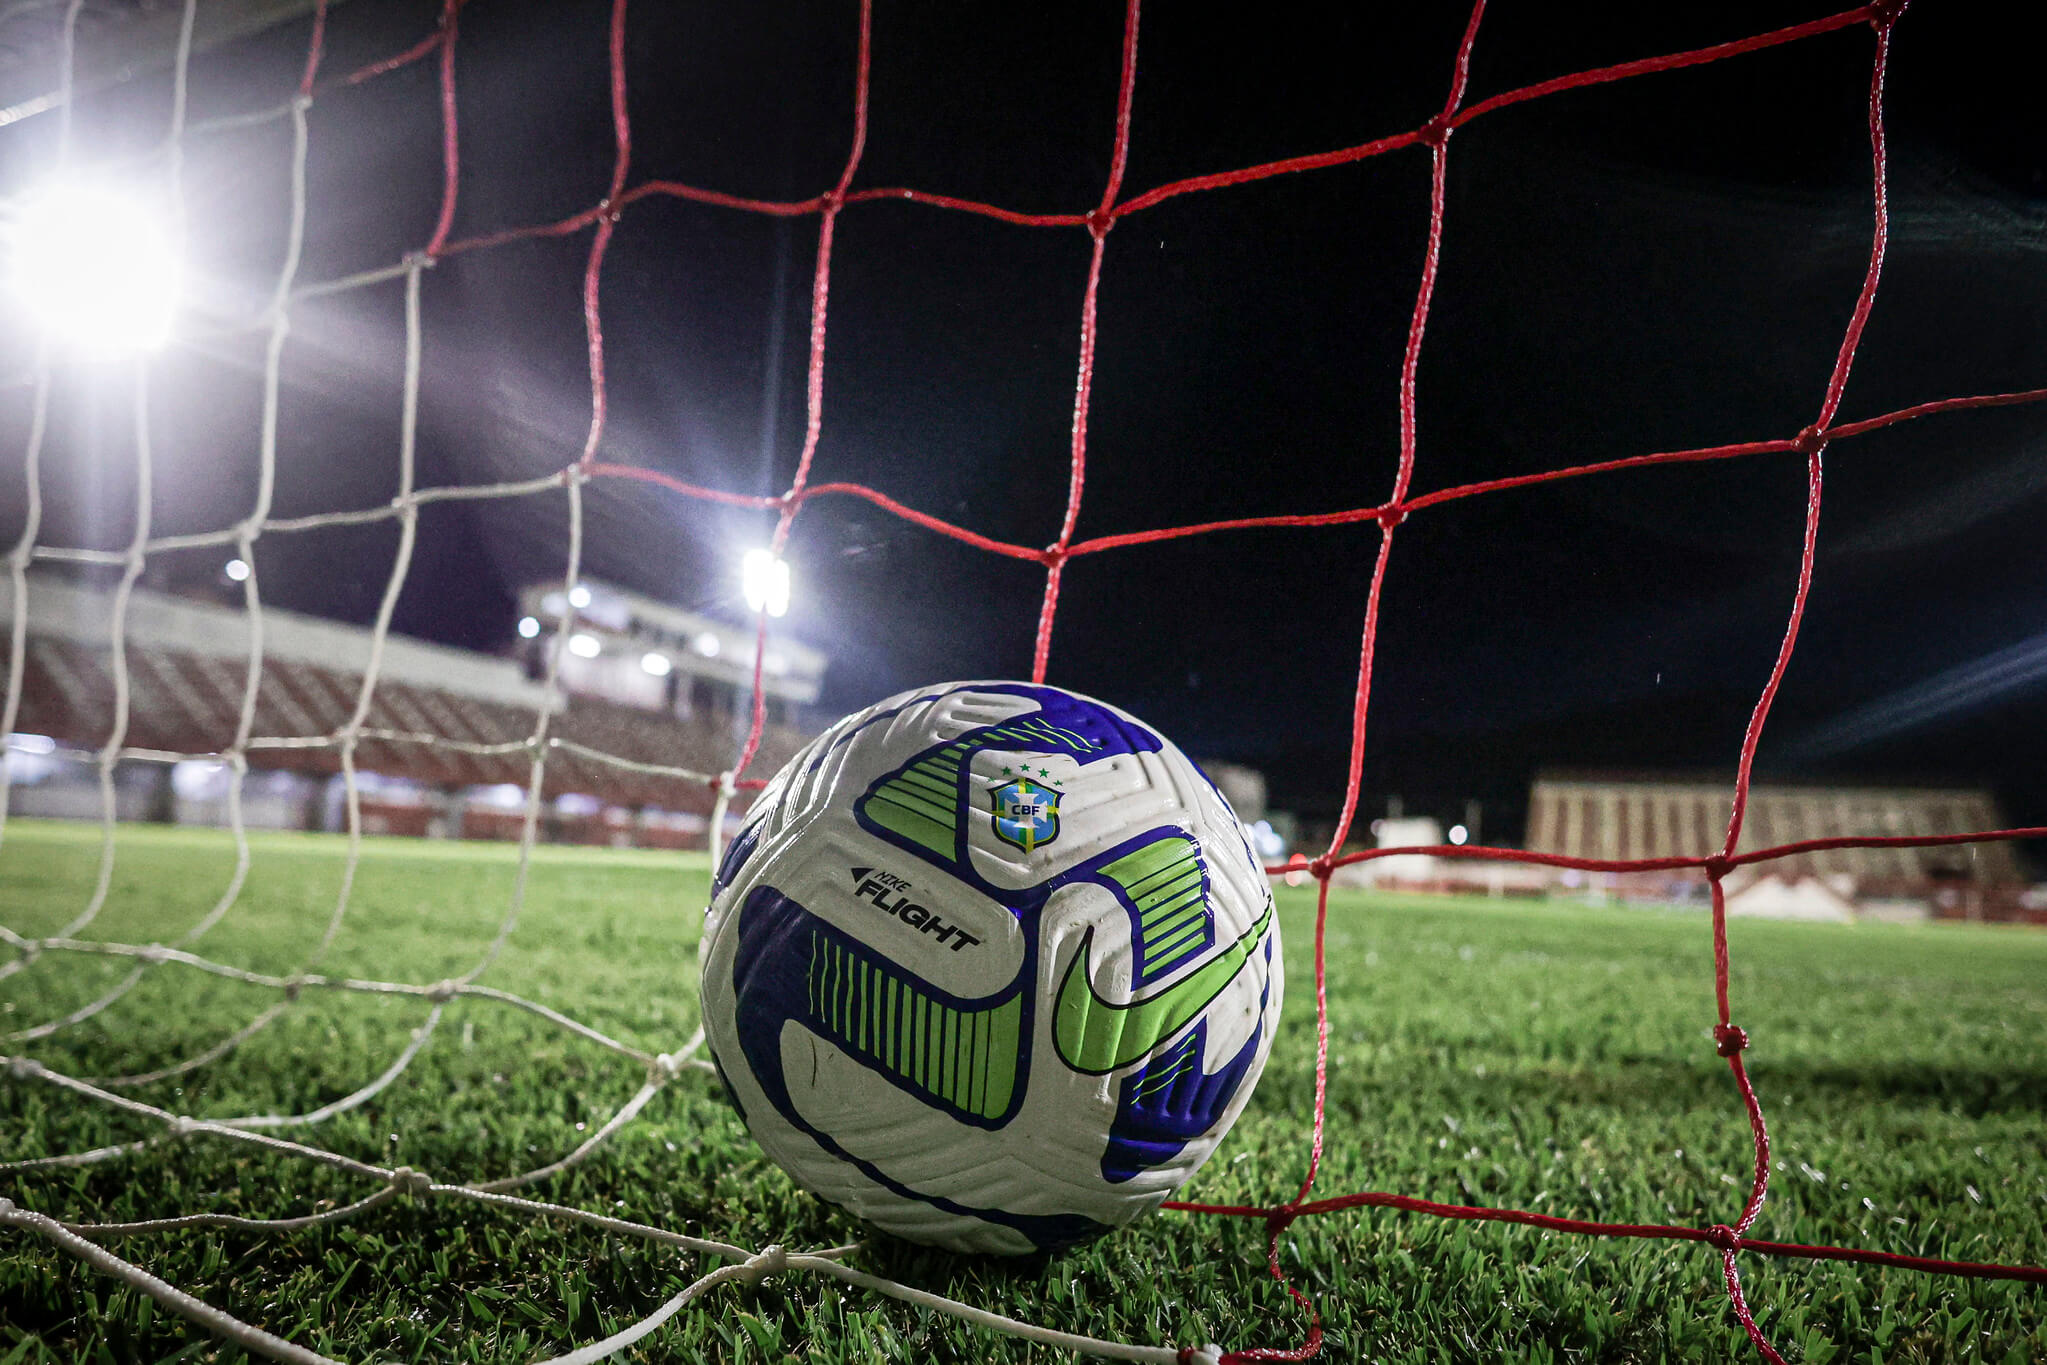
[699,681,1282,1254]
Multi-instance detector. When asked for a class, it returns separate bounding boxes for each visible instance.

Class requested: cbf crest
[991,772,1061,852]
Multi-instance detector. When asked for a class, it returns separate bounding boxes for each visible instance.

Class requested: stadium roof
[1530,768,2006,799]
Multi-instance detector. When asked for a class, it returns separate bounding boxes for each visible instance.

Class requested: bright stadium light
[640,651,671,677]
[742,548,790,618]
[223,558,249,582]
[517,615,540,639]
[693,631,721,658]
[568,583,592,610]
[567,632,601,658]
[8,179,182,353]
[1448,824,1469,846]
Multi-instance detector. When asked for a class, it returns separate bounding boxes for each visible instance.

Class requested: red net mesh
[16,0,2047,1360]
[362,0,2047,1359]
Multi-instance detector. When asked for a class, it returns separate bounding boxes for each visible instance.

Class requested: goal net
[3,1,2044,1362]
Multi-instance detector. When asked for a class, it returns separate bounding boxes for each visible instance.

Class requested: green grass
[1,818,2043,1364]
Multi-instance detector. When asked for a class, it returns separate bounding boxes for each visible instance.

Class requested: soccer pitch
[2,820,2043,1363]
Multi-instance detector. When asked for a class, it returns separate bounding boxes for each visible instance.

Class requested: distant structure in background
[2,573,825,849]
[1362,815,1446,887]
[514,578,824,734]
[1526,771,2033,923]
[1322,810,1554,898]
[1199,759,1300,864]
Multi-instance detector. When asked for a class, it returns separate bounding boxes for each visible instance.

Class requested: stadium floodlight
[567,632,601,658]
[741,548,790,618]
[6,179,181,354]
[1448,824,1469,846]
[516,615,541,639]
[693,631,721,658]
[640,651,671,677]
[223,558,250,582]
[568,583,593,610]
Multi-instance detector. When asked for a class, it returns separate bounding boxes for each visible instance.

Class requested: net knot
[1177,1346,1226,1365]
[139,943,170,965]
[1417,115,1453,150]
[1714,1023,1750,1057]
[739,1243,788,1285]
[1085,207,1116,239]
[425,979,461,1003]
[651,1052,684,1082]
[388,1165,434,1197]
[1792,424,1826,455]
[167,1115,198,1136]
[283,975,306,1001]
[14,939,40,965]
[1702,854,1733,881]
[1263,1207,1301,1239]
[1307,855,1335,881]
[1867,0,1907,28]
[7,1056,43,1079]
[1376,503,1409,532]
[1704,1222,1742,1252]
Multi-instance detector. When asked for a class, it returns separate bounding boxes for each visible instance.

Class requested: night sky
[2,0,2042,839]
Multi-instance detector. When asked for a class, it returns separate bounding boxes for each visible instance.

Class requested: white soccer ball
[699,681,1282,1254]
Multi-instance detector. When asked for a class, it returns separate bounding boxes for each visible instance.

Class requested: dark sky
[2,0,2043,837]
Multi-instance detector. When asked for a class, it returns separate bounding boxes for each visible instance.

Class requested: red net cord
[1029,0,1141,686]
[243,0,2046,1358]
[296,0,329,98]
[575,0,633,473]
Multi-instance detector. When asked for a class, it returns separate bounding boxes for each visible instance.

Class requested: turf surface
[1,818,2043,1363]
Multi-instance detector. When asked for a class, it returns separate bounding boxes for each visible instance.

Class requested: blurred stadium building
[0,0,334,126]
[1526,771,2033,924]
[1,572,823,847]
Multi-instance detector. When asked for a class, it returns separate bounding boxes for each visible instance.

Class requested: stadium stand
[1527,770,2032,921]
[1,572,821,845]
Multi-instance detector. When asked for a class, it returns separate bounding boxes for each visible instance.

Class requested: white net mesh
[0,3,1212,1360]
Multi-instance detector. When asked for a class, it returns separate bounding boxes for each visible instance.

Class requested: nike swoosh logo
[1052,897,1274,1076]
